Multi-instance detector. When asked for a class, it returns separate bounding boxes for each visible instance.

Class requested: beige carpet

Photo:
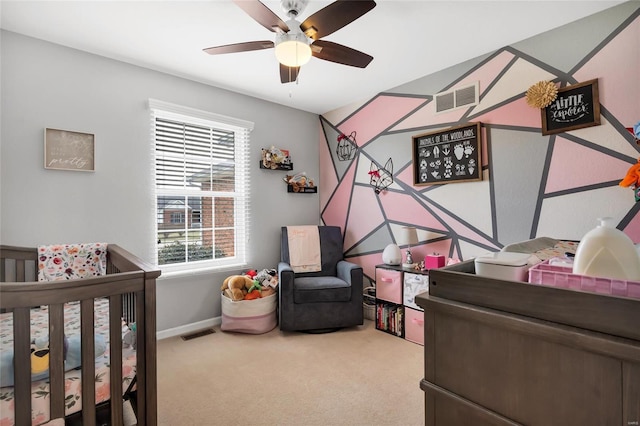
[157,320,424,425]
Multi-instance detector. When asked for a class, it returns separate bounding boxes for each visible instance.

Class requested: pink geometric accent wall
[320,6,640,284]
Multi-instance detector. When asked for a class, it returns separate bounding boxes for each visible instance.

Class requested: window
[171,212,186,224]
[149,99,253,272]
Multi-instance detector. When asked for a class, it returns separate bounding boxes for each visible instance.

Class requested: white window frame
[149,99,253,275]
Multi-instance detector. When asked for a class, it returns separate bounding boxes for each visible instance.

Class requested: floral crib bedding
[0,298,137,426]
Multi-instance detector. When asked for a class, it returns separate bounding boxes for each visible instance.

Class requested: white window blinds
[149,99,253,272]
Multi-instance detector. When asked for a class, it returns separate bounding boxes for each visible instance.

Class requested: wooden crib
[0,245,160,426]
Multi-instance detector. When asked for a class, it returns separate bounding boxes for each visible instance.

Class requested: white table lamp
[402,226,419,268]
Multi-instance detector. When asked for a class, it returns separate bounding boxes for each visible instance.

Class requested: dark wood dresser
[416,260,640,426]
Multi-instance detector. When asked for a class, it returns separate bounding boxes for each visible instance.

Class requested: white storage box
[474,252,531,281]
[403,272,429,311]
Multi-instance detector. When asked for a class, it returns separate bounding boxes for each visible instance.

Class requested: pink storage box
[425,254,445,269]
[376,268,402,304]
[404,307,424,346]
[528,260,640,300]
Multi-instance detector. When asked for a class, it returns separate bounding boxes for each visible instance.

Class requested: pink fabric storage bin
[221,292,277,334]
[528,260,640,300]
[404,307,424,345]
[375,268,402,304]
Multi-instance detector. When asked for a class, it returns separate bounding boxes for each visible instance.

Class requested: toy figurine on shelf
[261,146,293,170]
[283,172,317,193]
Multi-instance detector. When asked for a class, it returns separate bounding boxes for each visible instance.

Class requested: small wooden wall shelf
[259,161,293,171]
[287,185,317,193]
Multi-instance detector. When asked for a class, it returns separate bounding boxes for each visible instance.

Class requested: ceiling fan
[204,0,376,84]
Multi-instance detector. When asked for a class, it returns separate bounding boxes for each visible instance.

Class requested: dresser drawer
[375,268,402,304]
[404,272,429,310]
[404,307,425,345]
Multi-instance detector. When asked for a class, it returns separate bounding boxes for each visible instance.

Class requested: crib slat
[16,259,25,282]
[140,277,158,426]
[13,307,31,426]
[145,278,158,426]
[135,289,146,426]
[49,303,66,419]
[0,256,5,282]
[81,299,96,425]
[109,295,124,426]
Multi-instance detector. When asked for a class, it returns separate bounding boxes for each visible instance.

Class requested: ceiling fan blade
[203,40,275,55]
[311,40,373,68]
[300,0,376,40]
[280,64,300,84]
[203,41,274,55]
[234,0,289,33]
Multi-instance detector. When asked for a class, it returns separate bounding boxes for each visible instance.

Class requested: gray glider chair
[278,226,364,332]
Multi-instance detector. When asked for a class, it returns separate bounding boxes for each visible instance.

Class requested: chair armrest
[278,261,296,329]
[337,260,364,300]
[336,260,361,283]
[278,262,294,295]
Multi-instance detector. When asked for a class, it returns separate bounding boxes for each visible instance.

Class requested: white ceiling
[0,0,624,115]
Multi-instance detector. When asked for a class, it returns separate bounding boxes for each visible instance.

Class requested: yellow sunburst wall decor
[526,80,558,109]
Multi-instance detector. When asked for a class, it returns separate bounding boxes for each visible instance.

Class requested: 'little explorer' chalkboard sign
[412,122,482,185]
[542,79,600,135]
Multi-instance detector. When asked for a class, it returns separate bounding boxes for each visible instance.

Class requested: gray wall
[0,31,320,332]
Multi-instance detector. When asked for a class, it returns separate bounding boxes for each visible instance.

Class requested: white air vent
[435,82,479,113]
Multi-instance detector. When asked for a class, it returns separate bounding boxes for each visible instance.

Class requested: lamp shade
[275,32,311,67]
[402,226,419,247]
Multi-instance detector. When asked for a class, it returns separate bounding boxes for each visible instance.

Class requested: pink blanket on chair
[287,226,321,273]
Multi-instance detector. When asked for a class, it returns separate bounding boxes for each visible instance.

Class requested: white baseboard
[157,316,221,340]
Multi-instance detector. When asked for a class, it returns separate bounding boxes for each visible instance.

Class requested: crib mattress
[0,298,137,426]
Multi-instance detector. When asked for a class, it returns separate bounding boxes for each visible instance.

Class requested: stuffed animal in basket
[221,275,256,301]
[255,268,278,297]
[244,281,262,300]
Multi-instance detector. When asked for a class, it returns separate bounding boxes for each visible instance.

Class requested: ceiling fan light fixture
[275,32,311,67]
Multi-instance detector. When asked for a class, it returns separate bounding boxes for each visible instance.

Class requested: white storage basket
[221,292,277,334]
[363,286,376,321]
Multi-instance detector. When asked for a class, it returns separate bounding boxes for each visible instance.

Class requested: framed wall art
[412,122,482,185]
[44,128,95,171]
[541,79,600,135]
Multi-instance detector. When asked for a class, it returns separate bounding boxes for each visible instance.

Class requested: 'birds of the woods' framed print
[412,122,482,186]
